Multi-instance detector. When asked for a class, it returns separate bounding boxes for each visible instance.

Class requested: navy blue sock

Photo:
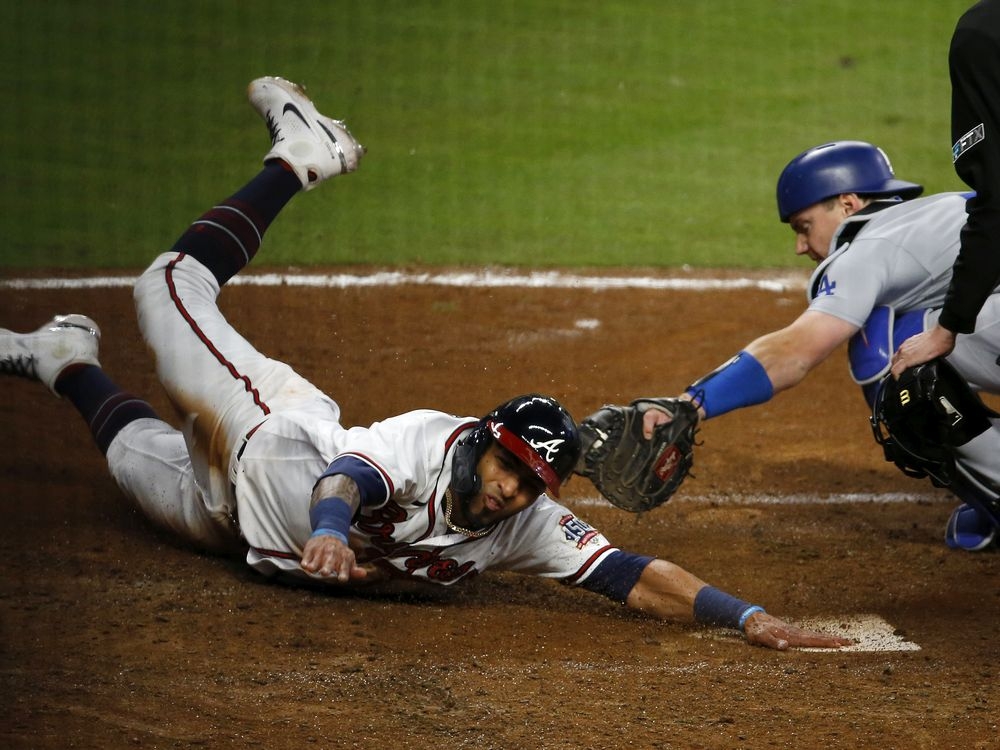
[55,365,160,456]
[169,162,302,285]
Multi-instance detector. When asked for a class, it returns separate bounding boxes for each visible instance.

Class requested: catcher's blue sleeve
[686,351,773,419]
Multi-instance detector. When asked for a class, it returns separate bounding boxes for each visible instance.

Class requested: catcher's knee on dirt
[870,358,997,489]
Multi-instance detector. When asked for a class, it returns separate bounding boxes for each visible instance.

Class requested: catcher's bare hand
[743,611,852,651]
[642,396,703,439]
[890,324,957,378]
[301,534,369,583]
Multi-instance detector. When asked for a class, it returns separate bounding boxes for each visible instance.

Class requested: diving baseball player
[0,76,848,650]
[644,141,1000,552]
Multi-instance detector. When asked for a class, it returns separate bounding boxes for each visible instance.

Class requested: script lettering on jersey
[403,548,477,583]
[815,274,837,297]
[355,500,411,559]
[559,514,600,550]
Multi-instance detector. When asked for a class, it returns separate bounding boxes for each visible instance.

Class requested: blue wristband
[685,350,773,420]
[694,585,765,631]
[738,605,766,630]
[309,496,353,545]
[310,527,349,544]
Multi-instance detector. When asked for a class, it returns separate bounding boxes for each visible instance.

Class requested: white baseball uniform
[106,250,617,587]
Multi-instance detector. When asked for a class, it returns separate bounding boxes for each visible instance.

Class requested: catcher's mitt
[575,398,699,512]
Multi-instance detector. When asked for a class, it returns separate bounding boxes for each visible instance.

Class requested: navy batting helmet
[451,394,581,498]
[776,141,923,222]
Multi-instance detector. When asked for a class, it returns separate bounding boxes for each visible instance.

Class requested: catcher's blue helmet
[776,141,923,222]
[451,394,580,498]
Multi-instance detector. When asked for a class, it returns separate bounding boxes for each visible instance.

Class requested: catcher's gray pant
[933,298,1000,393]
[861,302,1000,518]
[931,301,1000,505]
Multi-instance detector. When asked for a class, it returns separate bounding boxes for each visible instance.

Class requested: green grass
[0,0,971,271]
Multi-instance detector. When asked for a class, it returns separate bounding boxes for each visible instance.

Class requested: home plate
[796,614,920,652]
[695,614,920,652]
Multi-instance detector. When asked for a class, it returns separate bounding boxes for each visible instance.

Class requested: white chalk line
[568,491,947,508]
[0,268,809,293]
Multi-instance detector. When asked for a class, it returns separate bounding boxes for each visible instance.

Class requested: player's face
[459,442,548,528]
[788,197,850,263]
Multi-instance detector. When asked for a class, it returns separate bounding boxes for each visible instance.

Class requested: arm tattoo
[311,474,361,510]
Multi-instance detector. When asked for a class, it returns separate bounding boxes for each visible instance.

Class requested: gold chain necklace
[444,489,493,538]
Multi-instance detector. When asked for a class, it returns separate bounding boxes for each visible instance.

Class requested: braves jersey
[234,406,617,586]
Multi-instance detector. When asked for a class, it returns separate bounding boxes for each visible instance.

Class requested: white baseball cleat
[247,76,365,190]
[0,314,101,395]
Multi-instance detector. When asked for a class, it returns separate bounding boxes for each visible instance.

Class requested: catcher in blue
[0,77,848,650]
[641,140,1000,552]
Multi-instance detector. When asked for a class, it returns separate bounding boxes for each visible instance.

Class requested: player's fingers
[300,543,322,573]
[776,624,853,649]
[746,616,850,651]
[642,409,667,439]
[300,540,342,577]
[330,549,360,582]
[336,567,349,582]
[788,632,852,649]
[746,628,789,650]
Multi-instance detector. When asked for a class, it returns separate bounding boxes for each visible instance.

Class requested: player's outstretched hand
[300,534,368,583]
[742,611,852,650]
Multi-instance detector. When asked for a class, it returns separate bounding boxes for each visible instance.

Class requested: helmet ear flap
[451,423,490,496]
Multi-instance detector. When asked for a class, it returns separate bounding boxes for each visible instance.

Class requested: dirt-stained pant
[106,250,335,552]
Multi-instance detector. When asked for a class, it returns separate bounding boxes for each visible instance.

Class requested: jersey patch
[559,514,600,549]
[953,123,985,163]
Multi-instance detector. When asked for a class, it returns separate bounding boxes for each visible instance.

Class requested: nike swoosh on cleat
[282,102,311,128]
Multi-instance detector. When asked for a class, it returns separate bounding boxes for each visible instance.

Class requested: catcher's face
[788,194,866,263]
[455,443,547,529]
